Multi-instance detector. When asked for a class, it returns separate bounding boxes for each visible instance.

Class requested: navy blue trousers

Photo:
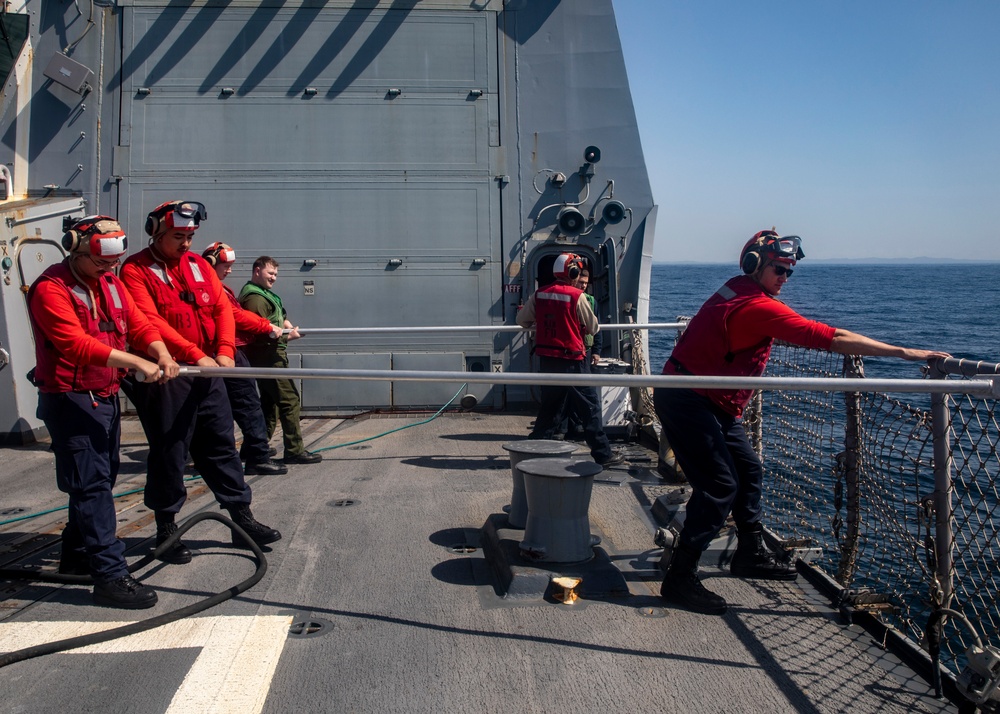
[653,387,763,551]
[125,374,251,515]
[225,350,271,464]
[38,391,128,580]
[530,355,612,462]
[556,350,594,434]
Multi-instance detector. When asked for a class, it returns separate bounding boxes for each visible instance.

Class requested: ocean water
[646,263,1000,378]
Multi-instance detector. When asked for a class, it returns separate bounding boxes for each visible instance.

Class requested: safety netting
[749,343,1000,672]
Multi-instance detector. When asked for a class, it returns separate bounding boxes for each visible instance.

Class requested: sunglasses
[771,264,794,277]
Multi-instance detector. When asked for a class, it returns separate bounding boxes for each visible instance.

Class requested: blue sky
[612,1,1000,263]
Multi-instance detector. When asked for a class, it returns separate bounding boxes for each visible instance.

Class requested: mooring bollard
[501,440,580,529]
[517,457,603,564]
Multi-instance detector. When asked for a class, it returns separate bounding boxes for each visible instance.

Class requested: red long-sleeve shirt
[120,248,236,363]
[727,296,836,352]
[30,271,162,369]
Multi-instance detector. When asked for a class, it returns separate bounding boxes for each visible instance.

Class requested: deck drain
[348,444,372,450]
[635,606,668,619]
[448,543,478,554]
[0,507,26,516]
[288,617,334,638]
[329,498,357,508]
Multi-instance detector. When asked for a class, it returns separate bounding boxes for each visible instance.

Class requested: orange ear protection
[740,230,779,274]
[202,241,236,266]
[62,215,128,256]
[553,253,584,281]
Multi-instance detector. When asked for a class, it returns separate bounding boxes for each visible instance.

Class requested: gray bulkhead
[0,0,654,442]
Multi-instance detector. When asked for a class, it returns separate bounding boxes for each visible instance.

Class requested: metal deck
[0,414,952,713]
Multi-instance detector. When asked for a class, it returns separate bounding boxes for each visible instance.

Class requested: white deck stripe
[0,615,291,714]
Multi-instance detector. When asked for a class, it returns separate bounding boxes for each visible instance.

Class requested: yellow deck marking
[0,615,292,714]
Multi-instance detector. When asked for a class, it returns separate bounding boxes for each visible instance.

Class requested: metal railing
[170,337,1000,681]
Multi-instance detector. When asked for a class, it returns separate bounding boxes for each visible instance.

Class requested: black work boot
[730,524,797,581]
[93,574,158,609]
[283,450,322,465]
[245,458,288,476]
[225,504,282,547]
[155,514,193,565]
[660,544,728,615]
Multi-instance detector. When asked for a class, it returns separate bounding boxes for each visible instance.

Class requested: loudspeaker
[602,200,626,225]
[557,206,586,237]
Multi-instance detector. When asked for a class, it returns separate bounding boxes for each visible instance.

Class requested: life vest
[238,281,287,347]
[583,293,596,349]
[664,275,773,417]
[28,261,128,395]
[238,281,285,326]
[123,249,217,350]
[533,283,586,360]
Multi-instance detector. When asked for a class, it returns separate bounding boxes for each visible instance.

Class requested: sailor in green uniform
[239,256,322,465]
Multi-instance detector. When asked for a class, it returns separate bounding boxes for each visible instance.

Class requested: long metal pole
[287,322,687,336]
[154,365,1000,397]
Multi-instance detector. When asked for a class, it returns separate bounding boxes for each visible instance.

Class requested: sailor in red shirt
[201,241,286,476]
[28,216,179,609]
[517,253,622,466]
[119,201,281,563]
[654,230,950,616]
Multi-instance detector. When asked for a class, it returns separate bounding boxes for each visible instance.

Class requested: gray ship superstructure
[0,0,654,443]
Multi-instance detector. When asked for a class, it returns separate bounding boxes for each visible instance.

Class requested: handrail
[289,322,687,336]
[938,357,1000,377]
[155,365,1000,397]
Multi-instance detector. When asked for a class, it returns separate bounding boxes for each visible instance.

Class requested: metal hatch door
[113,3,502,410]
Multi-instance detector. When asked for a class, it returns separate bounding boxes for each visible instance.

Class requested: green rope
[313,382,468,453]
[0,475,204,528]
[1,383,469,527]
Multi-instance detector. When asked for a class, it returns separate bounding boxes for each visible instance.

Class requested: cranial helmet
[552,253,583,282]
[740,230,805,274]
[202,241,236,266]
[62,215,128,257]
[144,200,207,238]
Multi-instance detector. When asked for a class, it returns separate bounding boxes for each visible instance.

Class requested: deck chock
[836,589,898,625]
[551,576,582,604]
[481,513,628,600]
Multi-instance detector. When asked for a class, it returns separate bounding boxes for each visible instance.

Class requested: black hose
[0,512,267,668]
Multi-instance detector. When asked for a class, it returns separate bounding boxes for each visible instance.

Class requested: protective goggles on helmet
[764,235,805,261]
[166,201,207,231]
